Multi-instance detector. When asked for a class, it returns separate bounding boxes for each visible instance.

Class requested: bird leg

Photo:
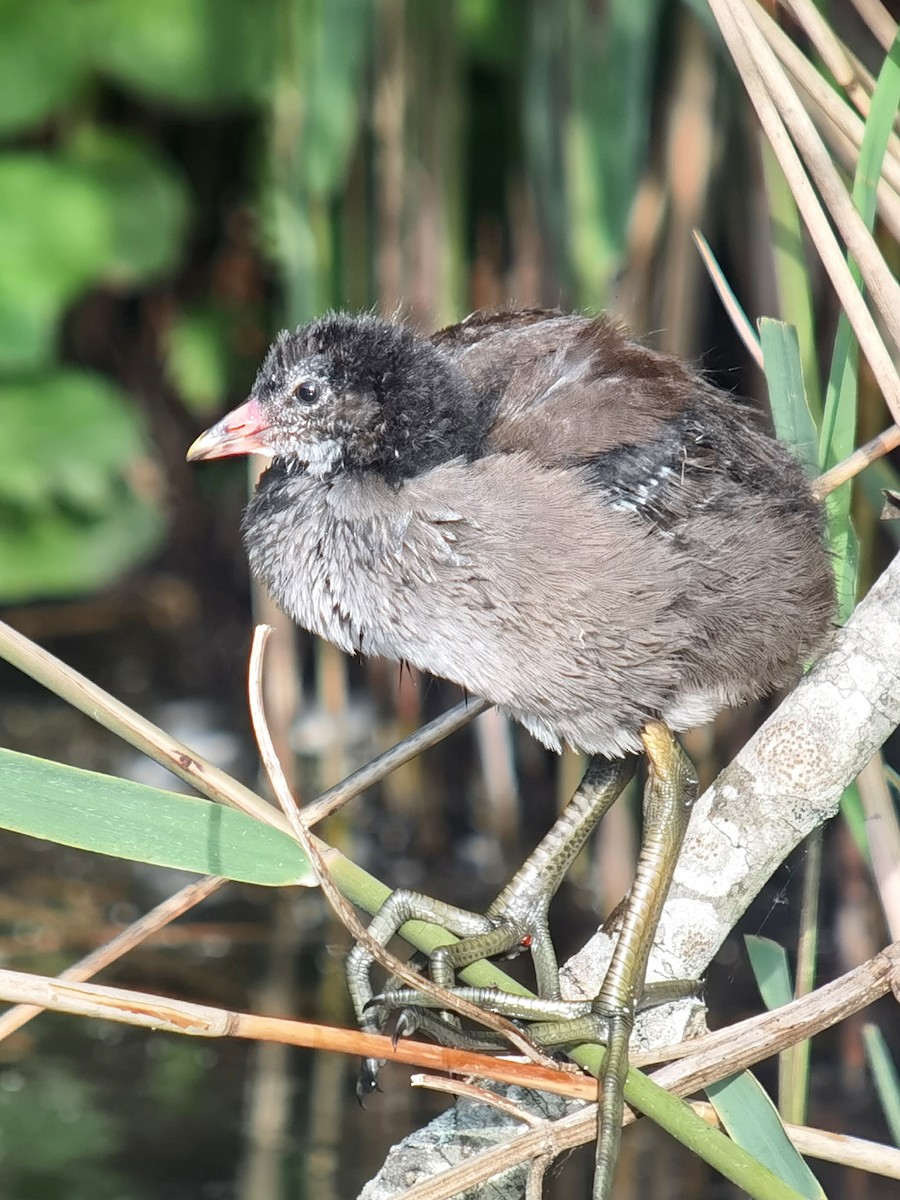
[346,755,637,1090]
[589,720,697,1198]
[349,724,696,1200]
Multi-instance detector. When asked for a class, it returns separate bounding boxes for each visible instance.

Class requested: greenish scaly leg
[347,755,637,1091]
[359,724,696,1198]
[367,724,697,1199]
[591,721,697,1200]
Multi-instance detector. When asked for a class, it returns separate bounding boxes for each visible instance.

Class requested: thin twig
[0,966,580,1096]
[0,875,226,1041]
[411,1074,546,1125]
[692,229,763,368]
[812,424,900,498]
[301,695,491,825]
[633,940,900,1069]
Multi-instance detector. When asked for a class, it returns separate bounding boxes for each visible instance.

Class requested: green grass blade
[759,318,819,474]
[706,1072,825,1199]
[745,935,793,1010]
[561,0,666,303]
[0,748,312,886]
[761,145,822,420]
[820,32,900,622]
[863,1023,900,1145]
[746,933,811,1123]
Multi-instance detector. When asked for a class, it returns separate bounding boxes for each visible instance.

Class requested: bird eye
[293,380,319,404]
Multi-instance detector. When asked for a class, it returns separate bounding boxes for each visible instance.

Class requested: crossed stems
[346,720,698,1200]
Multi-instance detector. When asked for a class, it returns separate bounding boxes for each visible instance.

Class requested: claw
[392,1008,419,1047]
[356,1057,384,1105]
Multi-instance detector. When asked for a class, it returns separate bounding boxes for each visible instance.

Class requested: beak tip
[185,436,209,463]
[185,398,269,463]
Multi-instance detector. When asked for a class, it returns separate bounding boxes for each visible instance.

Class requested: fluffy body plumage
[230,309,834,756]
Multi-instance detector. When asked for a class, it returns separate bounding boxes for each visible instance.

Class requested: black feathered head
[188,313,493,483]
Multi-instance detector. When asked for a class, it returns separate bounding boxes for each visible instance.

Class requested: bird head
[187,313,492,483]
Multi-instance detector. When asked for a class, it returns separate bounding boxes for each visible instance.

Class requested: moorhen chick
[188,308,834,1196]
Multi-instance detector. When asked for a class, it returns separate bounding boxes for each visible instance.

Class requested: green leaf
[761,146,822,420]
[0,0,90,136]
[0,747,313,887]
[863,1023,900,1145]
[88,0,279,109]
[64,128,189,284]
[0,138,188,368]
[745,935,794,1010]
[706,1072,825,1199]
[0,371,165,601]
[759,319,819,474]
[819,32,900,622]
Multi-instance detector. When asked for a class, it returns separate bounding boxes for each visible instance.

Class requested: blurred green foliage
[0,133,188,371]
[4,0,675,603]
[0,0,304,602]
[0,1061,144,1200]
[0,372,162,599]
[0,0,225,599]
[4,0,889,613]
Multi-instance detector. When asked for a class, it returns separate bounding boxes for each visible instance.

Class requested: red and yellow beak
[186,398,274,462]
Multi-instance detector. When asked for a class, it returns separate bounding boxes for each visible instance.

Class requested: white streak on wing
[538,358,595,399]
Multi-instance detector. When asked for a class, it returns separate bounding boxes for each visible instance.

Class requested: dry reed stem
[780,0,875,116]
[411,1074,547,1125]
[711,0,900,425]
[748,2,900,242]
[849,0,898,54]
[812,425,900,496]
[0,875,227,1042]
[1,936,897,1191]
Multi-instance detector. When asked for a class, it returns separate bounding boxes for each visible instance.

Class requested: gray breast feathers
[245,456,697,755]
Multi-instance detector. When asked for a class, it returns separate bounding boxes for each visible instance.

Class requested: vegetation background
[0,1,897,1198]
